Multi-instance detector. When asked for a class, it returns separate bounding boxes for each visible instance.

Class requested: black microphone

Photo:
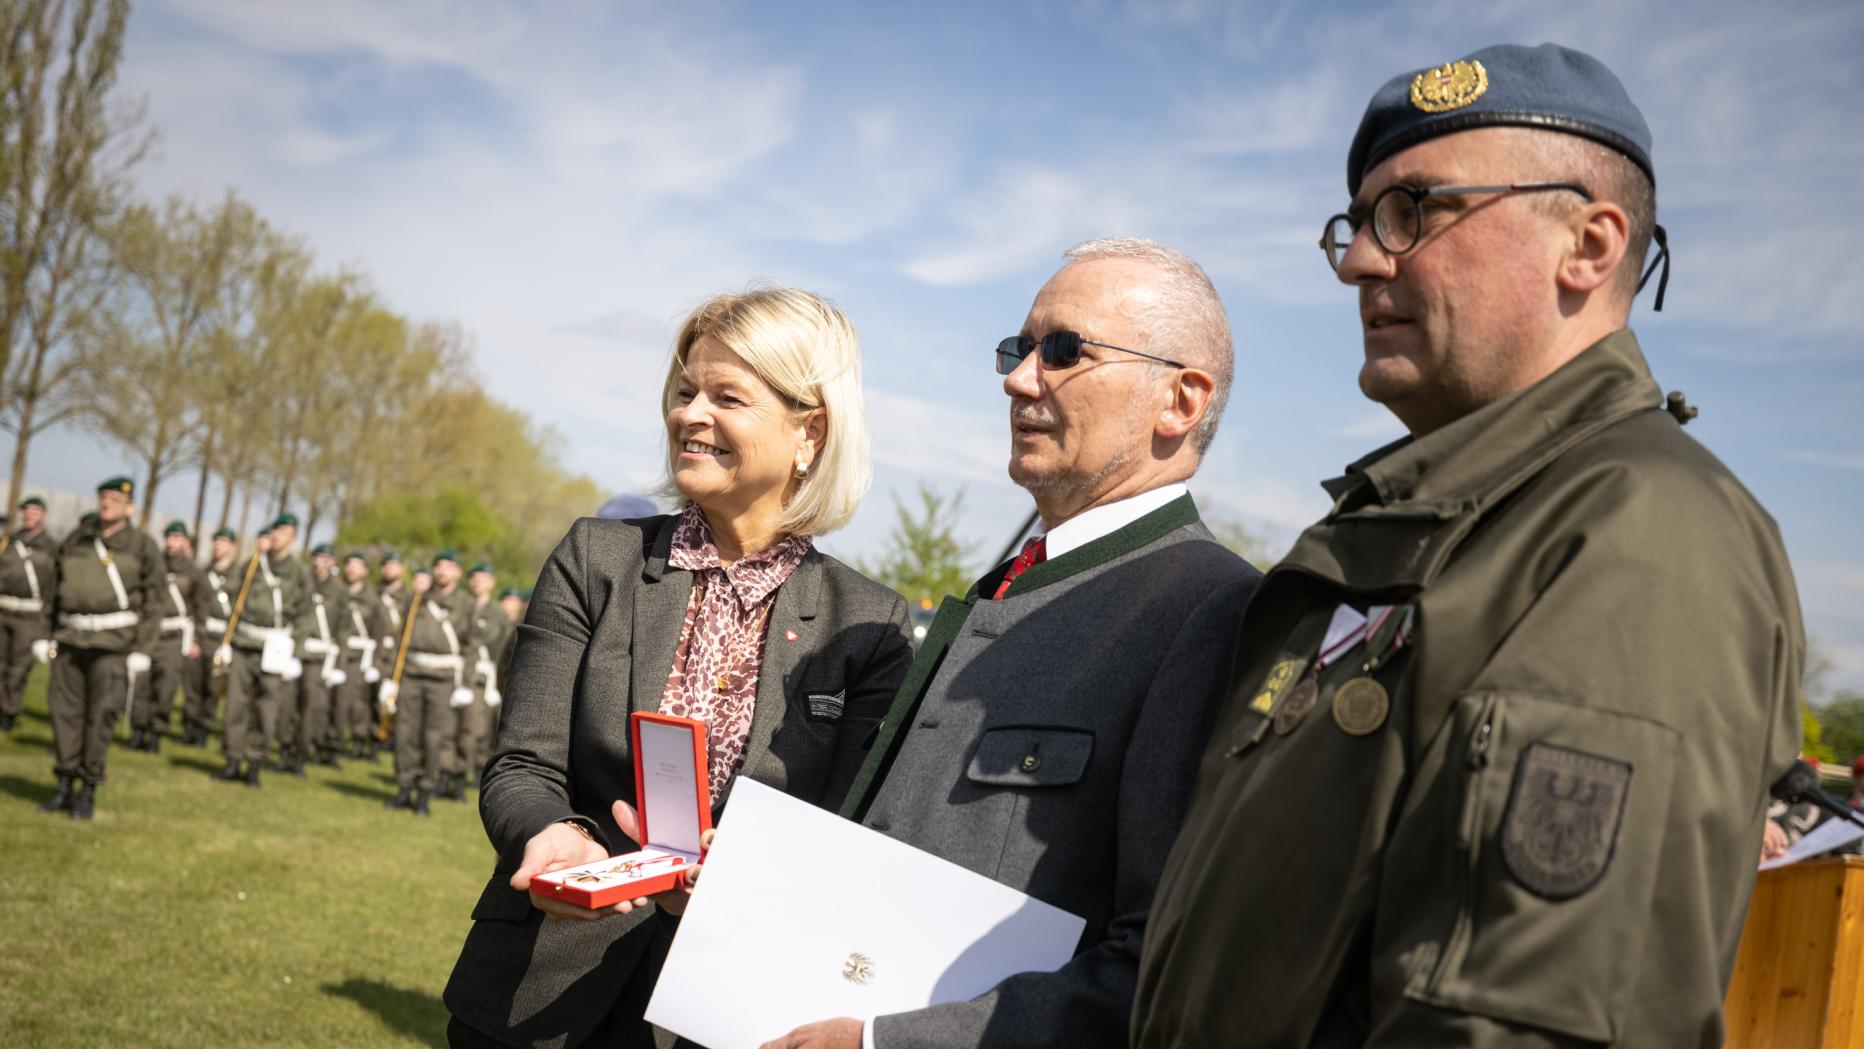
[1770,760,1864,829]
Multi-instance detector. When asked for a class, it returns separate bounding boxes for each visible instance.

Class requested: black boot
[70,781,95,821]
[290,750,307,778]
[37,776,74,814]
[128,728,145,751]
[366,741,381,764]
[319,749,341,770]
[384,787,412,810]
[245,762,261,789]
[412,789,431,816]
[211,759,241,781]
[145,732,162,755]
[0,711,15,732]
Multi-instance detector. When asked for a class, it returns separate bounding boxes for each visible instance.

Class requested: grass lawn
[0,667,496,1048]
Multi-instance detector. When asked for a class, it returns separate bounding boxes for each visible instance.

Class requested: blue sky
[26,0,1864,690]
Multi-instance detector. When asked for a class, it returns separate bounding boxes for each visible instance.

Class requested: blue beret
[1347,43,1654,198]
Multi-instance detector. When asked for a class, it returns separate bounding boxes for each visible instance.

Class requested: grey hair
[1061,237,1233,455]
[1519,130,1657,306]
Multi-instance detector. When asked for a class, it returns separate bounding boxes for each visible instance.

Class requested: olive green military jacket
[50,521,165,655]
[226,550,312,653]
[341,581,386,669]
[202,558,242,646]
[375,581,408,655]
[1133,331,1804,1049]
[467,596,512,688]
[0,526,58,618]
[297,571,352,666]
[392,584,478,682]
[158,552,211,647]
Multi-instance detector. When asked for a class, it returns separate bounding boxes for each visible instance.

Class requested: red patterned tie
[992,537,1047,601]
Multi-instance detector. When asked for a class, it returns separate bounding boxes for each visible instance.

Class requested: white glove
[362,665,380,684]
[281,657,303,681]
[378,680,398,715]
[125,652,152,675]
[449,687,474,708]
[484,688,502,709]
[382,636,395,651]
[323,667,347,687]
[214,644,233,666]
[31,638,54,663]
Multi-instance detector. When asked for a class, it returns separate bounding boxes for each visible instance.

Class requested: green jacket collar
[970,492,1203,601]
[1324,329,1663,515]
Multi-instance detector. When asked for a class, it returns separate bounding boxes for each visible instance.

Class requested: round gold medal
[1332,677,1390,736]
[1273,674,1319,736]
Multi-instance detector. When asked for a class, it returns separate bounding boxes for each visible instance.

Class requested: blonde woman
[445,288,914,1049]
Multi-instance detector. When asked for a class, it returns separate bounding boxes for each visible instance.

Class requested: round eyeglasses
[1319,181,1593,271]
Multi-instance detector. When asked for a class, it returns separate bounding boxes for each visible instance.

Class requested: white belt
[236,623,291,645]
[0,594,43,613]
[65,610,139,632]
[407,652,463,671]
[160,615,191,633]
[345,636,374,651]
[303,638,337,655]
[206,617,230,635]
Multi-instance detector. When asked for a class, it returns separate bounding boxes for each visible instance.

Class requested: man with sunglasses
[763,239,1259,1049]
[1133,44,1804,1048]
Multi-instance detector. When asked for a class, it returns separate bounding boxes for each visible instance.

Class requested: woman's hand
[512,821,625,921]
[612,799,717,917]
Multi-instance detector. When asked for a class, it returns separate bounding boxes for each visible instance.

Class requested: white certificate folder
[645,778,1087,1048]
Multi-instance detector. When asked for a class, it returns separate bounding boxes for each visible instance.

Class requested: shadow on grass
[166,753,225,775]
[324,779,398,803]
[0,772,53,807]
[324,977,448,1047]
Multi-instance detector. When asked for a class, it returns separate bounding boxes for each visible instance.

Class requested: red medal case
[529,712,711,908]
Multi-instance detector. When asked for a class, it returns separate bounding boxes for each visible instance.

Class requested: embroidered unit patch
[1501,742,1632,900]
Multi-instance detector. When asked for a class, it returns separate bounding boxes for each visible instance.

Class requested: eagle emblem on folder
[842,952,875,986]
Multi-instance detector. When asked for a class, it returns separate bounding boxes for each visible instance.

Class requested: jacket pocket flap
[966,726,1094,787]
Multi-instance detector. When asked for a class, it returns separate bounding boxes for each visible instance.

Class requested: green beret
[79,511,99,526]
[469,562,494,575]
[344,550,368,564]
[432,549,460,566]
[18,496,44,510]
[311,543,335,557]
[1347,43,1654,198]
[498,587,523,600]
[380,551,402,565]
[162,521,190,537]
[213,527,238,542]
[98,475,134,496]
[270,512,299,530]
[256,527,271,538]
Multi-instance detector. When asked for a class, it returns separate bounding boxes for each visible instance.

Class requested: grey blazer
[444,514,914,1049]
[848,495,1260,1049]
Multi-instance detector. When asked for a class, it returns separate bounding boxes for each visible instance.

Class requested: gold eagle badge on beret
[1410,59,1488,113]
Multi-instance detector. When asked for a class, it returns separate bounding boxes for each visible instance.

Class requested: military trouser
[336,654,374,743]
[131,633,189,735]
[448,686,496,782]
[393,674,455,791]
[221,648,286,765]
[0,612,46,718]
[294,666,337,755]
[180,649,212,735]
[49,645,127,783]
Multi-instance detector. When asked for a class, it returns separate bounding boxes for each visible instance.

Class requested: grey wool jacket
[444,514,915,1049]
[842,492,1261,1049]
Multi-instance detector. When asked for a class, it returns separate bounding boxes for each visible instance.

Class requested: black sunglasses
[995,331,1184,376]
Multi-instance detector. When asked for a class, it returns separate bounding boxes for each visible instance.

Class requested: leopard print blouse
[659,504,810,803]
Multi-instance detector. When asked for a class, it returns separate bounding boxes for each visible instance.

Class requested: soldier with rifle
[129,521,209,754]
[382,553,476,816]
[209,514,309,788]
[0,495,57,734]
[337,551,384,760]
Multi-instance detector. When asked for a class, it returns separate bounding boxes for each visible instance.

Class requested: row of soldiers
[0,477,521,819]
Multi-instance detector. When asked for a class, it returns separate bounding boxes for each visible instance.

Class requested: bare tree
[0,0,144,509]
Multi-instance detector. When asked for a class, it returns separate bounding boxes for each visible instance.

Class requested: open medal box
[529,712,711,908]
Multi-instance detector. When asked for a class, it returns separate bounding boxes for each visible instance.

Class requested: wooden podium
[1724,856,1864,1048]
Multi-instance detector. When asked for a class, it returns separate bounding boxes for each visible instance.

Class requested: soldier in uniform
[440,561,510,800]
[128,521,209,753]
[381,551,476,816]
[192,527,243,746]
[288,543,351,772]
[336,551,384,760]
[209,514,310,789]
[0,495,57,734]
[1133,45,1805,1048]
[37,477,163,820]
[373,552,407,720]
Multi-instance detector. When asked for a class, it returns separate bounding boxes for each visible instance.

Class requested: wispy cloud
[1787,452,1864,472]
